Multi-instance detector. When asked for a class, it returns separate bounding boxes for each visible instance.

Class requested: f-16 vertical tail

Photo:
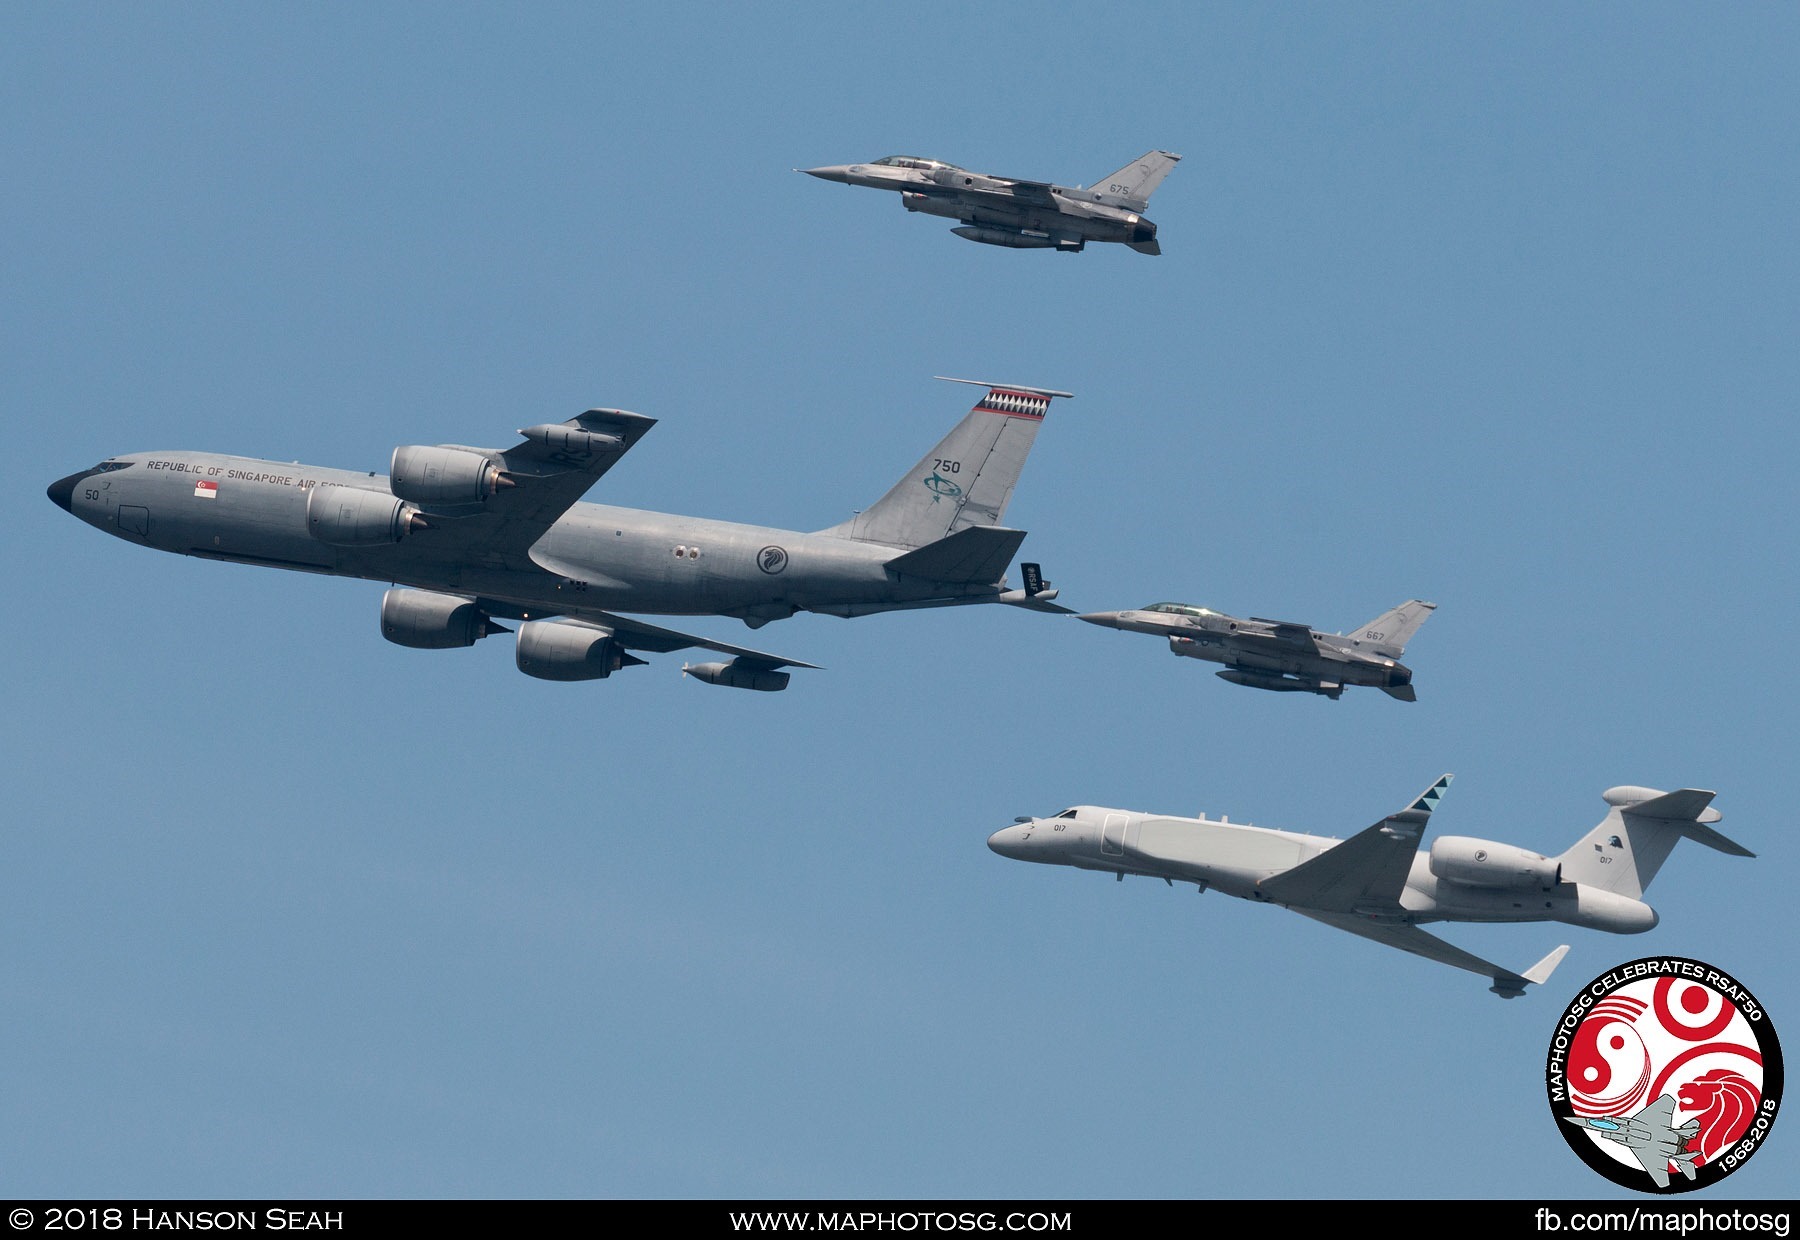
[1091,150,1182,211]
[821,378,1071,552]
[1556,787,1753,899]
[1347,600,1436,658]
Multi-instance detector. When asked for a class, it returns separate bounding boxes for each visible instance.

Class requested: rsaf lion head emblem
[1678,1069,1761,1164]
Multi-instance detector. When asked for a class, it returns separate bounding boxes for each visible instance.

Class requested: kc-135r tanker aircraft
[801,150,1181,254]
[48,378,1072,692]
[990,777,1752,997]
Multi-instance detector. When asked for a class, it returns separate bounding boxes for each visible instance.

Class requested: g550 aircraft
[990,777,1752,997]
[48,378,1071,691]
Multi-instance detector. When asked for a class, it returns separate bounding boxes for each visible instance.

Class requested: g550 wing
[1256,775,1454,911]
[1294,911,1570,998]
[1258,775,1569,996]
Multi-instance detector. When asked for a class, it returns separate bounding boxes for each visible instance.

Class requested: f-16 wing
[922,174,1059,207]
[1245,618,1320,650]
[402,408,657,563]
[1257,775,1453,911]
[984,177,1059,206]
[1294,911,1570,999]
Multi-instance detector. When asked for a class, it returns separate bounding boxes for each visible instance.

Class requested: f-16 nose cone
[47,471,86,513]
[1076,611,1124,628]
[800,165,850,184]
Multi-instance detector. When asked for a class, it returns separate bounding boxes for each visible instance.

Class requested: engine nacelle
[306,484,425,546]
[682,660,790,693]
[390,445,509,506]
[515,619,643,682]
[1428,836,1561,891]
[379,589,502,650]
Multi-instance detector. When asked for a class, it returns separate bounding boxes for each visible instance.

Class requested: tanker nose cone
[47,471,86,513]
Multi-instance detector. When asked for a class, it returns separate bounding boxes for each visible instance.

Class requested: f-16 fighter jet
[1078,599,1436,700]
[48,378,1071,692]
[1564,1096,1702,1189]
[800,150,1180,254]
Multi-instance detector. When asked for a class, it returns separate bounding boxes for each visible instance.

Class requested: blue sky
[5,3,1795,1200]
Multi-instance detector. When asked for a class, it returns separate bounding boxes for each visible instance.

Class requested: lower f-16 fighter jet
[1078,599,1436,700]
[1565,1096,1702,1188]
[800,150,1180,254]
[990,778,1753,998]
[48,378,1071,692]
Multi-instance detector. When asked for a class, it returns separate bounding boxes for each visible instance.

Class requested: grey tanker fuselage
[801,151,1180,255]
[54,453,971,616]
[50,379,1073,690]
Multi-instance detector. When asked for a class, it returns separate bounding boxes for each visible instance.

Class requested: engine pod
[307,484,422,546]
[515,619,639,681]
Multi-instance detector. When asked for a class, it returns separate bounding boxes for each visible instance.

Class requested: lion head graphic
[1677,1069,1760,1164]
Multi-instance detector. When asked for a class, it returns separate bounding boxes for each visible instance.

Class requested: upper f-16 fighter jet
[1078,599,1436,700]
[48,378,1071,692]
[800,150,1180,254]
[989,779,1753,998]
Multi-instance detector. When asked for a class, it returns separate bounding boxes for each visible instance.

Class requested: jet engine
[306,484,428,546]
[389,445,512,506]
[514,618,645,682]
[1428,836,1561,891]
[379,589,507,650]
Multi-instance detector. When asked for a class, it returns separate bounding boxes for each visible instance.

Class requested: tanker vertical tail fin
[821,378,1071,550]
